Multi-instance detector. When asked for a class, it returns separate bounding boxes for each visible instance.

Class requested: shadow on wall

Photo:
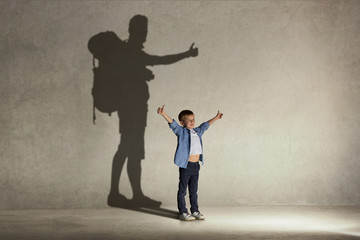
[87,15,198,216]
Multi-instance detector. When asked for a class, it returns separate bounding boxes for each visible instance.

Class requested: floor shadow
[88,14,198,214]
[111,204,179,220]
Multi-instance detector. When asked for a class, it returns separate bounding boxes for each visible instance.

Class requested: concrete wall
[1,0,360,209]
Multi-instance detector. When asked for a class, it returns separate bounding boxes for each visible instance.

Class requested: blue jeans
[177,162,200,214]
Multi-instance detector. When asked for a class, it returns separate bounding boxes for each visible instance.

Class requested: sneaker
[192,211,205,220]
[179,212,195,221]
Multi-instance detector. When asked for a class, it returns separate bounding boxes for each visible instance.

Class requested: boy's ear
[179,121,185,126]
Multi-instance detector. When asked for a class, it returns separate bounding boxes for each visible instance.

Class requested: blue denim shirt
[168,120,210,168]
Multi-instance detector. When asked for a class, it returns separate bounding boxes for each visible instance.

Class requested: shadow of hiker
[88,15,198,214]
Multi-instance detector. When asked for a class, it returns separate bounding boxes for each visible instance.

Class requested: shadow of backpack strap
[92,56,96,124]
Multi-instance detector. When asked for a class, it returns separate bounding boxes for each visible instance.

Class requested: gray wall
[1,0,360,209]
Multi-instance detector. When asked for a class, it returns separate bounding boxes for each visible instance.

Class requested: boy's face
[180,114,195,129]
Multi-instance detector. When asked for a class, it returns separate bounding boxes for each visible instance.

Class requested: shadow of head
[129,15,148,46]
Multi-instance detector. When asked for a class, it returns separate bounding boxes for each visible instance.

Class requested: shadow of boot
[108,193,162,208]
[107,193,132,208]
[130,195,162,208]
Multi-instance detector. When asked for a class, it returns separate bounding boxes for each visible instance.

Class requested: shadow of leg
[128,157,162,208]
[108,144,130,207]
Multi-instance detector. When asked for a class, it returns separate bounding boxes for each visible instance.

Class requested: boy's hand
[157,105,173,124]
[208,110,223,126]
[216,110,223,120]
[157,105,165,116]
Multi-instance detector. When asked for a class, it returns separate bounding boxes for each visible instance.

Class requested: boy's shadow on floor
[108,197,179,219]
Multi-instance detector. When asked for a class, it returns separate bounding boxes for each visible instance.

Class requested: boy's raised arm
[157,105,173,124]
[207,111,223,126]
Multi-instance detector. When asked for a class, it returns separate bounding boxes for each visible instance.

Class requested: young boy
[157,105,223,221]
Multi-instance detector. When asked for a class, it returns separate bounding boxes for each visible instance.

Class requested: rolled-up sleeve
[195,122,210,136]
[169,119,182,136]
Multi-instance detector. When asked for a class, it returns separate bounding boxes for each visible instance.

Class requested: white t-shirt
[189,129,202,155]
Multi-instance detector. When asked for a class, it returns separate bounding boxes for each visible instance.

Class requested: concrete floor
[1,206,360,240]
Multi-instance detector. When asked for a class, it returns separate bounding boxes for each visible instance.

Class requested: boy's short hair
[178,110,194,122]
